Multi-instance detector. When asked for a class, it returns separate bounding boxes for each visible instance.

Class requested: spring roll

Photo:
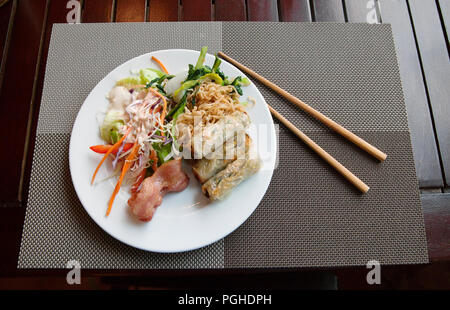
[193,134,250,183]
[201,138,261,200]
[192,111,250,159]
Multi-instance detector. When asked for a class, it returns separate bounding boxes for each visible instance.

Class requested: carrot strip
[106,143,140,216]
[131,149,158,195]
[91,128,131,185]
[151,56,169,74]
[150,149,158,172]
[153,105,162,114]
[148,87,168,135]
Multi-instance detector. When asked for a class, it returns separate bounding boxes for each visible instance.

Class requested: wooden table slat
[408,0,450,186]
[312,0,345,22]
[279,0,312,22]
[421,193,450,261]
[22,0,77,205]
[344,0,380,23]
[247,0,279,21]
[0,0,14,67]
[378,0,443,188]
[182,0,211,21]
[116,0,147,22]
[148,0,178,22]
[215,0,246,21]
[82,0,114,22]
[0,0,47,203]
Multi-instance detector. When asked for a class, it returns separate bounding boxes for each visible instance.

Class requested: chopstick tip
[361,186,370,194]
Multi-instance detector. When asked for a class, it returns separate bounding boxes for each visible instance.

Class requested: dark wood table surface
[0,0,449,289]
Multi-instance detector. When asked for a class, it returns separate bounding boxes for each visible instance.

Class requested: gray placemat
[18,22,428,269]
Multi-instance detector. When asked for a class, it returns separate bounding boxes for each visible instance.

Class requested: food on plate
[192,134,250,184]
[90,56,184,219]
[174,73,251,158]
[170,47,261,200]
[178,110,250,159]
[89,47,261,221]
[128,158,189,222]
[201,136,261,200]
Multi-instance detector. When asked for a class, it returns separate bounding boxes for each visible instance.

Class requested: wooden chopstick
[218,52,387,162]
[268,105,370,193]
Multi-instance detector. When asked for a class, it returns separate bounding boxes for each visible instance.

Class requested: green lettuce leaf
[139,68,165,85]
[115,77,141,88]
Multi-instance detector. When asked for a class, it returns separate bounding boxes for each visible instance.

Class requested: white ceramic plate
[69,49,277,253]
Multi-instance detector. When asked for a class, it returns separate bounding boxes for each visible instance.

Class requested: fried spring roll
[192,111,250,159]
[193,159,234,184]
[201,138,261,200]
[193,134,250,183]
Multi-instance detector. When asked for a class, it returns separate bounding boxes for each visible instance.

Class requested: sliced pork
[127,158,189,222]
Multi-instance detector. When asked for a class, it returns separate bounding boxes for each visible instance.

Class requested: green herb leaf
[152,141,172,165]
[195,46,208,70]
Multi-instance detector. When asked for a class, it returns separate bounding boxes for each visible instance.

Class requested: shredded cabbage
[100,110,125,144]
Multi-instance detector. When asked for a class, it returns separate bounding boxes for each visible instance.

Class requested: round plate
[69,49,277,253]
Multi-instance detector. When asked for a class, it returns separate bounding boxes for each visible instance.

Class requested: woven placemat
[18,22,428,269]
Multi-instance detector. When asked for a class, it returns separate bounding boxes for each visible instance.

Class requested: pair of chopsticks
[218,52,387,194]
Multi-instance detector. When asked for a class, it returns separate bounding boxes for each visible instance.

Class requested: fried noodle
[176,81,246,138]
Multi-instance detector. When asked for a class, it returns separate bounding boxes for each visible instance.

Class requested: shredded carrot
[106,143,140,217]
[153,105,162,114]
[91,128,131,185]
[150,149,158,172]
[151,56,169,74]
[130,149,158,195]
[148,87,168,135]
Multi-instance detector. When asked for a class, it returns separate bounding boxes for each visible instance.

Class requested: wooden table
[0,0,449,289]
